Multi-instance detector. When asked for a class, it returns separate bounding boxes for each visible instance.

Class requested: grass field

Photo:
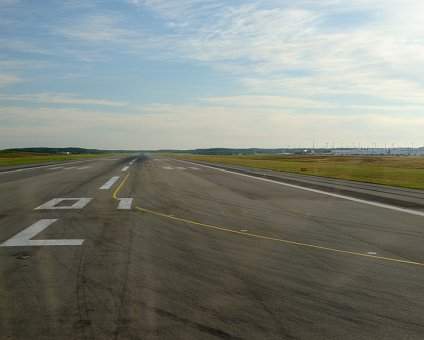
[0,150,134,167]
[170,154,424,190]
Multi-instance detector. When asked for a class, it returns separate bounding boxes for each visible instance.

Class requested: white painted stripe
[163,166,173,170]
[117,198,133,209]
[121,166,129,172]
[35,198,92,210]
[0,160,94,175]
[100,176,120,189]
[47,167,63,170]
[77,166,91,170]
[173,159,424,217]
[64,166,77,169]
[0,219,84,247]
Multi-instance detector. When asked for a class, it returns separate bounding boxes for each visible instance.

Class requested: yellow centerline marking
[113,172,130,199]
[135,206,424,267]
[113,171,424,267]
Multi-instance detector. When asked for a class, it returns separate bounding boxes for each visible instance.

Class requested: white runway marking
[162,166,199,170]
[173,159,424,217]
[0,219,84,247]
[0,159,93,175]
[100,176,120,189]
[117,198,133,209]
[47,166,90,171]
[35,198,92,210]
[121,166,129,172]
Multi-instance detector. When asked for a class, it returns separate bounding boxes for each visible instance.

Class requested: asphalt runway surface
[0,154,423,339]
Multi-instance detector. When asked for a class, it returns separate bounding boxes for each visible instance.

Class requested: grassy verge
[0,151,135,167]
[169,154,424,190]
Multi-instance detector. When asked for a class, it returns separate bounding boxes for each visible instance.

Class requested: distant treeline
[2,147,339,156]
[3,147,137,154]
[149,148,330,155]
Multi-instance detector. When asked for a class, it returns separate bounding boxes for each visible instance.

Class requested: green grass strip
[0,152,135,166]
[170,154,424,190]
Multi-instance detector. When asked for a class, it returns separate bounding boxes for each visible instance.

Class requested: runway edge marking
[171,159,424,217]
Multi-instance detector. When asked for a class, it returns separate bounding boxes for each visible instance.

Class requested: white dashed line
[162,166,200,171]
[35,198,92,210]
[100,176,120,190]
[121,166,129,172]
[0,159,93,175]
[0,219,84,247]
[117,198,133,209]
[47,166,91,171]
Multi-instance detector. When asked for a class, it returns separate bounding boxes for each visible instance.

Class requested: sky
[1,0,423,150]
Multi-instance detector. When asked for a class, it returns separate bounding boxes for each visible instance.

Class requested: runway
[0,154,423,339]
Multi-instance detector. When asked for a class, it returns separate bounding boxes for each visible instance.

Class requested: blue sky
[1,0,423,149]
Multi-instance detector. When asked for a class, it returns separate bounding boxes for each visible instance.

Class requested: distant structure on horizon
[329,147,424,156]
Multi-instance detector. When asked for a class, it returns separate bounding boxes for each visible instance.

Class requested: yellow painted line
[113,172,130,199]
[135,206,424,267]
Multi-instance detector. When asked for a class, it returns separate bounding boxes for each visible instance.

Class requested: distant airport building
[330,148,424,156]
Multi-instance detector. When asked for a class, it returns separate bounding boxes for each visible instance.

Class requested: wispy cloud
[203,95,335,109]
[350,104,423,112]
[1,0,424,148]
[0,93,127,106]
[58,14,140,44]
[0,0,17,5]
[136,0,424,105]
[1,104,423,149]
[0,74,22,86]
